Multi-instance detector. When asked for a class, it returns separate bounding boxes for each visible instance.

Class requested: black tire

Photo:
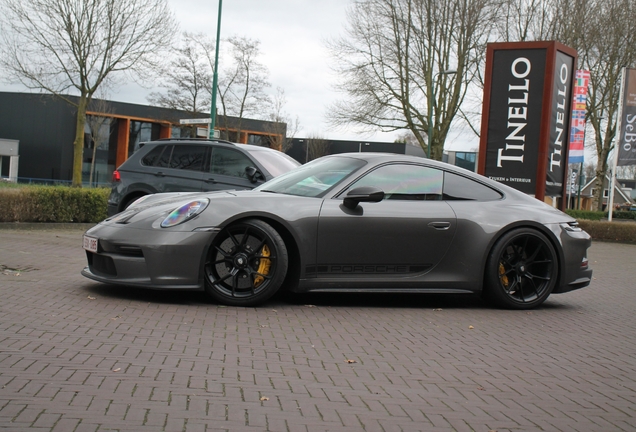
[204,219,288,306]
[484,228,558,309]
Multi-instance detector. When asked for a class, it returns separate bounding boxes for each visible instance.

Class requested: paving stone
[1,228,635,431]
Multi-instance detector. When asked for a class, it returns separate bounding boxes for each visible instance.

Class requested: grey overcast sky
[162,0,356,139]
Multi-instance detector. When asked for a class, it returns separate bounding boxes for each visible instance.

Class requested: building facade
[0,92,285,185]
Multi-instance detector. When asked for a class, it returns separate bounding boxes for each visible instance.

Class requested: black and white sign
[484,49,547,194]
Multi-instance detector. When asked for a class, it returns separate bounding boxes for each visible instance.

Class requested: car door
[316,163,457,281]
[201,147,262,191]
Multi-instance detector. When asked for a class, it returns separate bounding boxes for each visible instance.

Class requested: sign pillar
[478,41,577,210]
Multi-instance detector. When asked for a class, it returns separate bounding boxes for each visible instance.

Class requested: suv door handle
[428,221,451,230]
[205,178,217,183]
[154,171,166,177]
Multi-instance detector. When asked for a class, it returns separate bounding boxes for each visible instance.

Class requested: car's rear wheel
[204,219,288,306]
[484,228,557,309]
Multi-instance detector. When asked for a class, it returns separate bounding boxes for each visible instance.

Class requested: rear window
[141,145,168,167]
[443,172,502,201]
[248,149,300,177]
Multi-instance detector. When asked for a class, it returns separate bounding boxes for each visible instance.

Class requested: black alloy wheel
[485,228,558,309]
[204,219,288,306]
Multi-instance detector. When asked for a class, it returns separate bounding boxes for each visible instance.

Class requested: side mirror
[343,186,385,209]
[245,166,264,183]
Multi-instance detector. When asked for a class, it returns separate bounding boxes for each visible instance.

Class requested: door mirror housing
[343,186,385,209]
[245,166,264,183]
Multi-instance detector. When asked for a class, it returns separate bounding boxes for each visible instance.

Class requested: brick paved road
[0,227,635,432]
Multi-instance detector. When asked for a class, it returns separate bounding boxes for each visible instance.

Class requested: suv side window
[141,145,169,167]
[210,147,252,178]
[169,145,207,171]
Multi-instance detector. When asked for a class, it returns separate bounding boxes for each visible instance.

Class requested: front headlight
[160,199,209,228]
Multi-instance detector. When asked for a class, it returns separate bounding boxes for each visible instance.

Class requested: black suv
[107,139,300,216]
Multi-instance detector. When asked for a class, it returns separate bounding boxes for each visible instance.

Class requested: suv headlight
[160,199,209,228]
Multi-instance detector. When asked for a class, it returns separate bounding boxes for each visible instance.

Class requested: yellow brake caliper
[254,244,271,287]
[499,263,509,288]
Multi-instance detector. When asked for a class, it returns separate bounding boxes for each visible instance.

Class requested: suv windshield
[247,148,300,177]
[255,156,366,197]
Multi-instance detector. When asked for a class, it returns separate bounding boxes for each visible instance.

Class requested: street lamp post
[209,0,223,139]
[427,69,457,159]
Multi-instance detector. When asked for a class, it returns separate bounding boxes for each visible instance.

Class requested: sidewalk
[1,229,635,431]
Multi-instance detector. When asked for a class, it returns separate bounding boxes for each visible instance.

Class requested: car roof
[328,152,462,170]
[139,139,282,154]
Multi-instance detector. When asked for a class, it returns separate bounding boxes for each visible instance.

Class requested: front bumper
[551,224,593,294]
[81,222,216,290]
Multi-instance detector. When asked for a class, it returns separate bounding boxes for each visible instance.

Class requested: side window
[210,148,252,178]
[443,172,503,201]
[141,145,169,167]
[347,164,443,200]
[169,145,206,171]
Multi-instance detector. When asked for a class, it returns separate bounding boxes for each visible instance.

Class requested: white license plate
[83,235,99,253]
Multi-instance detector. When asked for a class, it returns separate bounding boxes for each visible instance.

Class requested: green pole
[209,0,223,139]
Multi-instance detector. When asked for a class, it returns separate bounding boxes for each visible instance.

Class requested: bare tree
[152,33,272,142]
[147,32,212,114]
[265,87,300,152]
[394,131,421,147]
[216,36,272,140]
[0,0,178,186]
[327,0,502,160]
[306,136,331,162]
[616,165,636,180]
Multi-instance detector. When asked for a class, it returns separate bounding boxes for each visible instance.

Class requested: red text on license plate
[83,236,98,253]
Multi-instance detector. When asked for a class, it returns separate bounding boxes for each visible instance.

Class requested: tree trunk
[72,95,88,187]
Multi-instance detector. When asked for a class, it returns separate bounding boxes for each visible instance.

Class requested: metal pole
[576,161,583,209]
[209,0,223,139]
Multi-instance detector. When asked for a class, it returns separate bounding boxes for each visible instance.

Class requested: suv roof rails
[153,137,236,146]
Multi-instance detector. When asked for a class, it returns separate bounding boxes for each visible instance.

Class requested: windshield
[255,156,366,197]
[247,148,300,177]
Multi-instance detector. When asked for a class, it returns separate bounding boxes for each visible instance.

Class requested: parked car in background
[107,139,300,216]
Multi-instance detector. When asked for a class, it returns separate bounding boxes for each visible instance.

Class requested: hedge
[566,209,636,221]
[577,220,636,244]
[0,185,109,223]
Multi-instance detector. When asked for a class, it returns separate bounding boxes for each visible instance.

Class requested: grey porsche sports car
[82,153,592,309]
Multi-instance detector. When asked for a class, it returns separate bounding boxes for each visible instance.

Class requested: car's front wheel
[484,228,558,309]
[204,219,288,306]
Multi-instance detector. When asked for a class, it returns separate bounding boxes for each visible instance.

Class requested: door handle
[205,178,217,183]
[428,221,451,230]
[154,171,166,177]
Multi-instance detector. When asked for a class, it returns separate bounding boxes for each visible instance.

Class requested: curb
[0,222,97,231]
